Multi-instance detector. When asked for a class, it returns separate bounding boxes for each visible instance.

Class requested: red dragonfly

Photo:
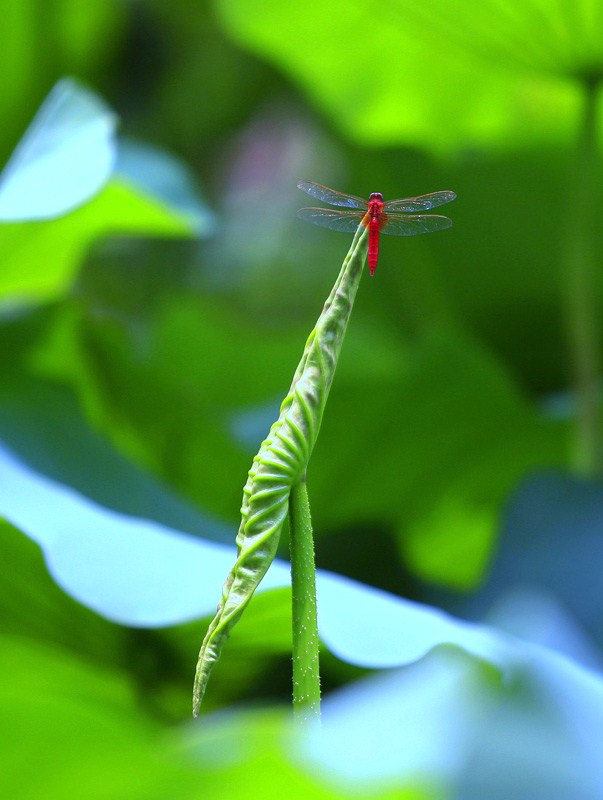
[297,180,456,275]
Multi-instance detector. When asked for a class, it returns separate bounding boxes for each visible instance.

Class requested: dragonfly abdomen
[368,215,381,276]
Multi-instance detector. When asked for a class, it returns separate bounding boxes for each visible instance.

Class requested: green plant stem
[564,78,602,476]
[192,226,367,718]
[288,475,320,723]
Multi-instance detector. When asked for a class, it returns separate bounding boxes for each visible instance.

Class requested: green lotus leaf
[214,0,603,151]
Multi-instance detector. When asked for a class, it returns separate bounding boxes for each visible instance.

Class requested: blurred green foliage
[2,0,603,796]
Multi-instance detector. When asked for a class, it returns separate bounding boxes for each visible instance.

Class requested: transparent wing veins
[383,190,456,213]
[297,180,367,210]
[297,207,366,233]
[380,213,453,236]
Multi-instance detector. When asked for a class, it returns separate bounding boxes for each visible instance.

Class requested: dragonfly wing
[380,213,453,236]
[297,207,366,232]
[297,180,367,210]
[383,190,456,213]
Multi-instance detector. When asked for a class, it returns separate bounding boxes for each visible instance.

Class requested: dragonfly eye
[369,192,383,201]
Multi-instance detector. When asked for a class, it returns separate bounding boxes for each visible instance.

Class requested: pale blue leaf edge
[0,439,522,676]
[0,78,117,221]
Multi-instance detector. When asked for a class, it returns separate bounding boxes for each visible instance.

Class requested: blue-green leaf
[0,78,117,221]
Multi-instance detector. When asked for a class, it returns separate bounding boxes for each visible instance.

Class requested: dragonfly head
[368,192,383,202]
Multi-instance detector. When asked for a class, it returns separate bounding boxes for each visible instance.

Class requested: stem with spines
[289,476,320,721]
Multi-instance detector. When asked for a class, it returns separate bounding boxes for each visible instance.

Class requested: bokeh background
[2,1,603,797]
